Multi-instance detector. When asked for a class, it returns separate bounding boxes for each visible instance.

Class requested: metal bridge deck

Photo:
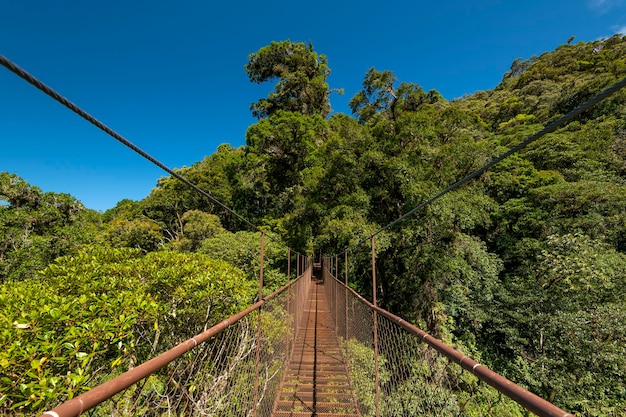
[271,276,360,417]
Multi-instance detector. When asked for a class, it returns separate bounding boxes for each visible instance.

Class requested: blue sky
[1,0,625,212]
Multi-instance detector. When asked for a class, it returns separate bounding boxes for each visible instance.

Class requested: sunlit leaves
[0,172,100,282]
[103,218,163,251]
[198,230,288,293]
[0,246,254,415]
[537,233,626,300]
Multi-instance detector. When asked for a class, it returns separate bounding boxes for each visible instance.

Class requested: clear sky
[1,0,625,212]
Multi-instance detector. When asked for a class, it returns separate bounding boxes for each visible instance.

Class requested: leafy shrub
[0,246,255,415]
[198,230,288,293]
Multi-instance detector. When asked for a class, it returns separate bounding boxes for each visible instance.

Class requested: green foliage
[344,338,389,416]
[349,68,401,123]
[181,210,225,241]
[0,246,254,415]
[198,230,288,293]
[484,154,564,203]
[101,198,143,223]
[349,67,442,124]
[163,209,226,252]
[6,36,626,415]
[245,40,332,118]
[344,336,524,416]
[102,217,163,251]
[0,172,100,282]
[245,110,328,218]
[484,234,626,415]
[140,145,252,233]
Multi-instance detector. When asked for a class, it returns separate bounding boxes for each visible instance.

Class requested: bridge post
[371,236,380,417]
[286,248,292,359]
[329,255,332,275]
[335,255,339,329]
[253,231,265,417]
[343,250,348,344]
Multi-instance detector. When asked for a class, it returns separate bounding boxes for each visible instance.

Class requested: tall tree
[0,172,100,282]
[349,68,398,123]
[349,68,433,123]
[245,40,332,118]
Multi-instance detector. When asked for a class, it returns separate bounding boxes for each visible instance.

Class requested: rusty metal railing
[323,252,574,417]
[40,253,312,417]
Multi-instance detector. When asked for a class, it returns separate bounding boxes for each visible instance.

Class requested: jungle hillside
[2,36,626,415]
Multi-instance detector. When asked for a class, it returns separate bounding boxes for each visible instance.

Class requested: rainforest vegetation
[2,36,626,415]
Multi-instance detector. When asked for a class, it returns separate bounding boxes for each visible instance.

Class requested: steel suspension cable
[339,75,626,256]
[0,54,261,231]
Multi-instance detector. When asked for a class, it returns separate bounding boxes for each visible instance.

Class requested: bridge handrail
[324,267,574,417]
[40,269,311,417]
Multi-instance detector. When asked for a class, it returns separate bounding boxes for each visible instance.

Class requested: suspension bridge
[4,55,625,417]
[36,249,572,417]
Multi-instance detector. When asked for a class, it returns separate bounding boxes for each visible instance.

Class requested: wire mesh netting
[41,258,572,417]
[323,264,529,417]
[64,267,312,417]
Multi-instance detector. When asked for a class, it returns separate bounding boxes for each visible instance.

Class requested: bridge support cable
[322,264,574,417]
[40,263,313,417]
[0,54,295,247]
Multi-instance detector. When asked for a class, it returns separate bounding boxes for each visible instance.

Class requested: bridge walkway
[271,274,360,417]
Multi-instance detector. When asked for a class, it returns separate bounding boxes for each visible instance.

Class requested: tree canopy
[3,35,626,416]
[245,40,332,118]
